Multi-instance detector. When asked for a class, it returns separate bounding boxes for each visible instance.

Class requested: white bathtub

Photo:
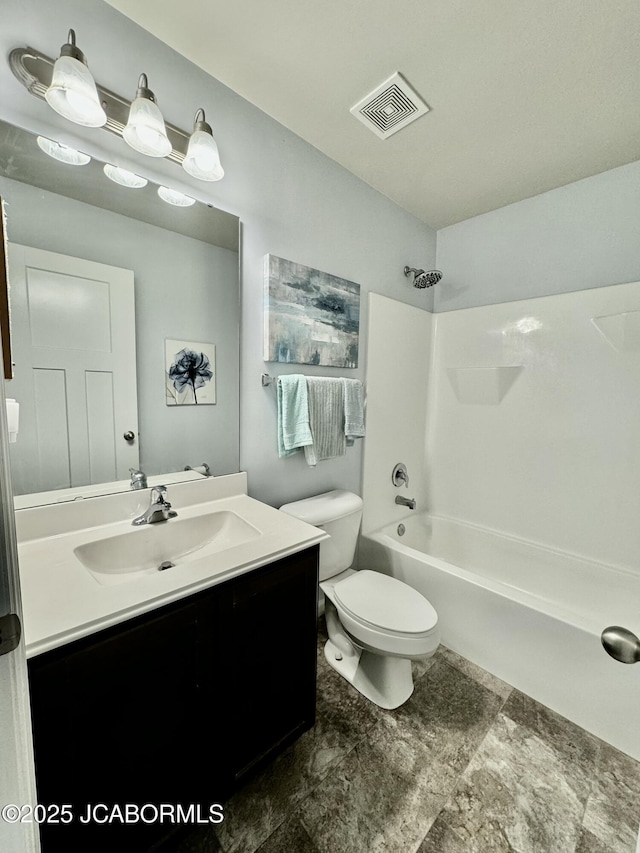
[360,513,640,760]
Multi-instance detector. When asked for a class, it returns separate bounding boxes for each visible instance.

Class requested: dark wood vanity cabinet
[220,546,319,782]
[28,546,318,852]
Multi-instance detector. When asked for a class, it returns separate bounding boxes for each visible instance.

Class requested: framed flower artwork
[165,339,216,405]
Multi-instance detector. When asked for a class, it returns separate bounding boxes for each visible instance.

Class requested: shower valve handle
[392,463,409,488]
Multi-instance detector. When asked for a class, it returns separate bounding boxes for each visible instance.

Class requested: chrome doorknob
[123,431,135,442]
[601,626,640,664]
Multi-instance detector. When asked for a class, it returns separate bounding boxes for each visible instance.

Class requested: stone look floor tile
[173,823,223,853]
[391,657,505,776]
[438,646,513,701]
[581,742,640,852]
[253,816,319,853]
[411,650,440,681]
[297,657,505,853]
[501,690,600,801]
[297,714,454,853]
[575,828,624,853]
[315,656,382,738]
[418,810,515,853]
[424,697,603,853]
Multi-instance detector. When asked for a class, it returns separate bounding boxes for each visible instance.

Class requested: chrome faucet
[395,495,416,510]
[129,467,147,490]
[132,486,177,526]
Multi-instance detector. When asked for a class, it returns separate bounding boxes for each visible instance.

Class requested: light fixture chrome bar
[9,46,190,164]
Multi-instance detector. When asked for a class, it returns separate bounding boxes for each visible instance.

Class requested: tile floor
[177,625,640,853]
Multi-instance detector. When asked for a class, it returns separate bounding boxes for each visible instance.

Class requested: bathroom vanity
[16,474,325,851]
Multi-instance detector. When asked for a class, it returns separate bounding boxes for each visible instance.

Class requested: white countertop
[17,474,326,658]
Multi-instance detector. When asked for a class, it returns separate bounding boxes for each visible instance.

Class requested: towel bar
[262,372,365,390]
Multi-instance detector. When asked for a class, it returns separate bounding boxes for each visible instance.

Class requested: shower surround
[362,287,640,759]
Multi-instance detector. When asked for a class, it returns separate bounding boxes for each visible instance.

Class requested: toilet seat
[334,570,438,636]
[329,569,439,658]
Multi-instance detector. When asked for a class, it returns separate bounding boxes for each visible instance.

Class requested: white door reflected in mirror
[7,244,139,494]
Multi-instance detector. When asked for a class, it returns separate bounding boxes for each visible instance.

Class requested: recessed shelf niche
[446,366,523,405]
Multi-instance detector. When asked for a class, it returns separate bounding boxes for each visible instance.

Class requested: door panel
[32,368,71,486]
[85,370,117,482]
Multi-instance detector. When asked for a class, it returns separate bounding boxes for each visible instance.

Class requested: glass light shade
[36,136,91,166]
[123,96,172,158]
[183,130,224,181]
[45,55,106,127]
[103,164,148,188]
[157,186,196,207]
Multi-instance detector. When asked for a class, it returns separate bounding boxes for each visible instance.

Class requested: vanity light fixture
[183,109,224,182]
[123,73,172,158]
[157,186,196,207]
[103,163,148,188]
[44,30,106,128]
[10,43,226,182]
[36,135,91,165]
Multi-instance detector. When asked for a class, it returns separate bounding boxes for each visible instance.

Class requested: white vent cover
[350,72,430,139]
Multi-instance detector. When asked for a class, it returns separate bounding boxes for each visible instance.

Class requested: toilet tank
[280,490,363,581]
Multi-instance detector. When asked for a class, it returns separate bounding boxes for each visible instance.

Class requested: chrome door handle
[601,626,640,664]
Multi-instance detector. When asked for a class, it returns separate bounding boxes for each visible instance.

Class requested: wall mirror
[0,119,240,507]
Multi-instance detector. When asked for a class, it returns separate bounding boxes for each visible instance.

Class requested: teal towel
[304,377,346,467]
[277,375,313,457]
[342,378,365,446]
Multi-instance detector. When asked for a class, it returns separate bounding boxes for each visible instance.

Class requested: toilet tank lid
[280,490,363,525]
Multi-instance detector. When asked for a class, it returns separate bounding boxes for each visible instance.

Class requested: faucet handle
[151,485,168,503]
[129,468,147,490]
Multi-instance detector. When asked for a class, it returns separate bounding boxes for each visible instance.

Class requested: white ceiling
[105,0,640,229]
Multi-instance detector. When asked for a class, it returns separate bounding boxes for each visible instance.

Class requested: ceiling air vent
[350,72,430,140]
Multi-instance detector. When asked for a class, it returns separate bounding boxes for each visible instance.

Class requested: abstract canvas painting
[165,339,216,405]
[264,254,360,367]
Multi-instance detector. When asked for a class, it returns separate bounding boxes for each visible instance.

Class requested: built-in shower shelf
[446,366,523,404]
[592,311,640,353]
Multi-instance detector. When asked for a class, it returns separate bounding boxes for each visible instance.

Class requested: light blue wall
[435,160,640,312]
[0,0,436,507]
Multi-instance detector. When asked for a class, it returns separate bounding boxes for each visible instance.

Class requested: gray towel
[342,378,365,446]
[304,377,346,466]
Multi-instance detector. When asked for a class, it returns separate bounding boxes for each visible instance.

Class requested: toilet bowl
[280,490,440,709]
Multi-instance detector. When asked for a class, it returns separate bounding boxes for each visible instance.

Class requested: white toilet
[280,490,439,709]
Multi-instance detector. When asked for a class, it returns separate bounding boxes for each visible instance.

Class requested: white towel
[304,377,346,467]
[342,378,365,446]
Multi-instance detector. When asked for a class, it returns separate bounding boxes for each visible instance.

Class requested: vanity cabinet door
[28,595,225,852]
[27,546,318,850]
[220,546,319,781]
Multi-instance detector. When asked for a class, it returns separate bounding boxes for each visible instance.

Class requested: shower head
[404,266,442,289]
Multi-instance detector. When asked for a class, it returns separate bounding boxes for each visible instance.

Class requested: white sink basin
[17,474,329,657]
[74,510,261,585]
